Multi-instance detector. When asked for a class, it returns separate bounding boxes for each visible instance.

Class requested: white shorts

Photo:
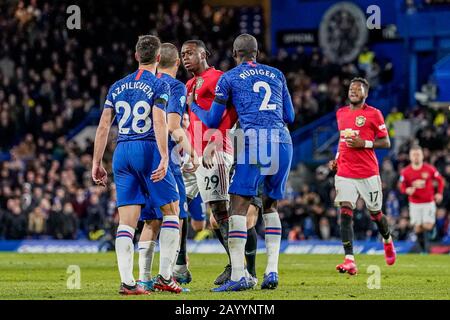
[334,175,383,211]
[409,202,436,226]
[182,151,233,203]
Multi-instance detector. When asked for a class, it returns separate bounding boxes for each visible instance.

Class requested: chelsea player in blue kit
[136,43,199,291]
[189,34,295,291]
[92,36,183,295]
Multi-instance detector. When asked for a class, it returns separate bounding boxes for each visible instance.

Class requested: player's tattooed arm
[152,106,169,182]
[373,136,391,149]
[92,108,114,187]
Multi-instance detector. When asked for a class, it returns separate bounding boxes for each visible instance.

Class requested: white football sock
[263,212,282,275]
[159,215,180,280]
[228,215,247,281]
[345,255,355,261]
[138,240,157,281]
[115,224,136,286]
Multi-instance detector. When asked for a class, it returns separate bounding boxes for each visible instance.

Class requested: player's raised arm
[92,93,115,187]
[151,83,170,182]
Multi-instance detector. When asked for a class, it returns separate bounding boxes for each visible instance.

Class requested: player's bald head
[159,43,179,69]
[233,34,258,59]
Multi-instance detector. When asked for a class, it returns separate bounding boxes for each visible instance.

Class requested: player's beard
[350,97,364,106]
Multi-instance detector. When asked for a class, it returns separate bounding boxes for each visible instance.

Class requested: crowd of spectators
[1,1,447,245]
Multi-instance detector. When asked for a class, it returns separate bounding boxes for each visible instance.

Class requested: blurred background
[0,0,449,254]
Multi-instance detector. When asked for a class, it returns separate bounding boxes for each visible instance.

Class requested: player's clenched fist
[92,163,108,187]
[328,159,338,172]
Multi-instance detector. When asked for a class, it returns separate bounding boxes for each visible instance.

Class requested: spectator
[86,193,105,240]
[1,199,28,240]
[28,206,47,239]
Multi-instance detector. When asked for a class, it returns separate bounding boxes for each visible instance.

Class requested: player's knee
[210,200,229,222]
[160,200,180,216]
[423,223,434,231]
[340,206,353,219]
[262,197,277,213]
[369,211,383,221]
[340,202,353,217]
[209,200,228,213]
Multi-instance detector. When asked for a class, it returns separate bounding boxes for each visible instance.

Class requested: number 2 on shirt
[253,81,276,111]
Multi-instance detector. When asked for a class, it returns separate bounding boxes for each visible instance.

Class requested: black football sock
[416,232,425,253]
[340,207,354,256]
[423,230,431,253]
[214,226,231,263]
[245,226,257,277]
[176,217,188,265]
[370,211,391,241]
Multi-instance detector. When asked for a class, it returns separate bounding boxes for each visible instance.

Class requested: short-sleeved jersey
[157,72,187,176]
[399,163,445,203]
[186,67,237,156]
[214,61,292,145]
[104,69,170,142]
[336,104,388,179]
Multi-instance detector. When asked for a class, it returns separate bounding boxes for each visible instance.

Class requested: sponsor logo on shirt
[355,116,366,127]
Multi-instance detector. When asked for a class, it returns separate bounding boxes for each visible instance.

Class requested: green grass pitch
[0,253,449,300]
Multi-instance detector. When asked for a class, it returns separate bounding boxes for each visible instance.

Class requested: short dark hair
[182,39,210,57]
[135,35,161,65]
[350,77,370,91]
[159,43,179,69]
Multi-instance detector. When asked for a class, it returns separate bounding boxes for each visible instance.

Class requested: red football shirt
[399,163,445,203]
[186,67,237,156]
[336,104,388,179]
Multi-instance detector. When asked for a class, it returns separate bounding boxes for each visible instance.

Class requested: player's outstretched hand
[328,160,337,172]
[182,152,200,173]
[345,135,365,148]
[151,157,168,182]
[92,164,108,187]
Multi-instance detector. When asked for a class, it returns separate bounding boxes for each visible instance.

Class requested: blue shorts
[229,142,292,200]
[113,140,179,208]
[140,173,187,221]
[188,193,206,222]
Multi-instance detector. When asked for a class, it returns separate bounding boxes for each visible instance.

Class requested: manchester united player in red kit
[175,40,239,285]
[329,77,396,275]
[399,145,445,253]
